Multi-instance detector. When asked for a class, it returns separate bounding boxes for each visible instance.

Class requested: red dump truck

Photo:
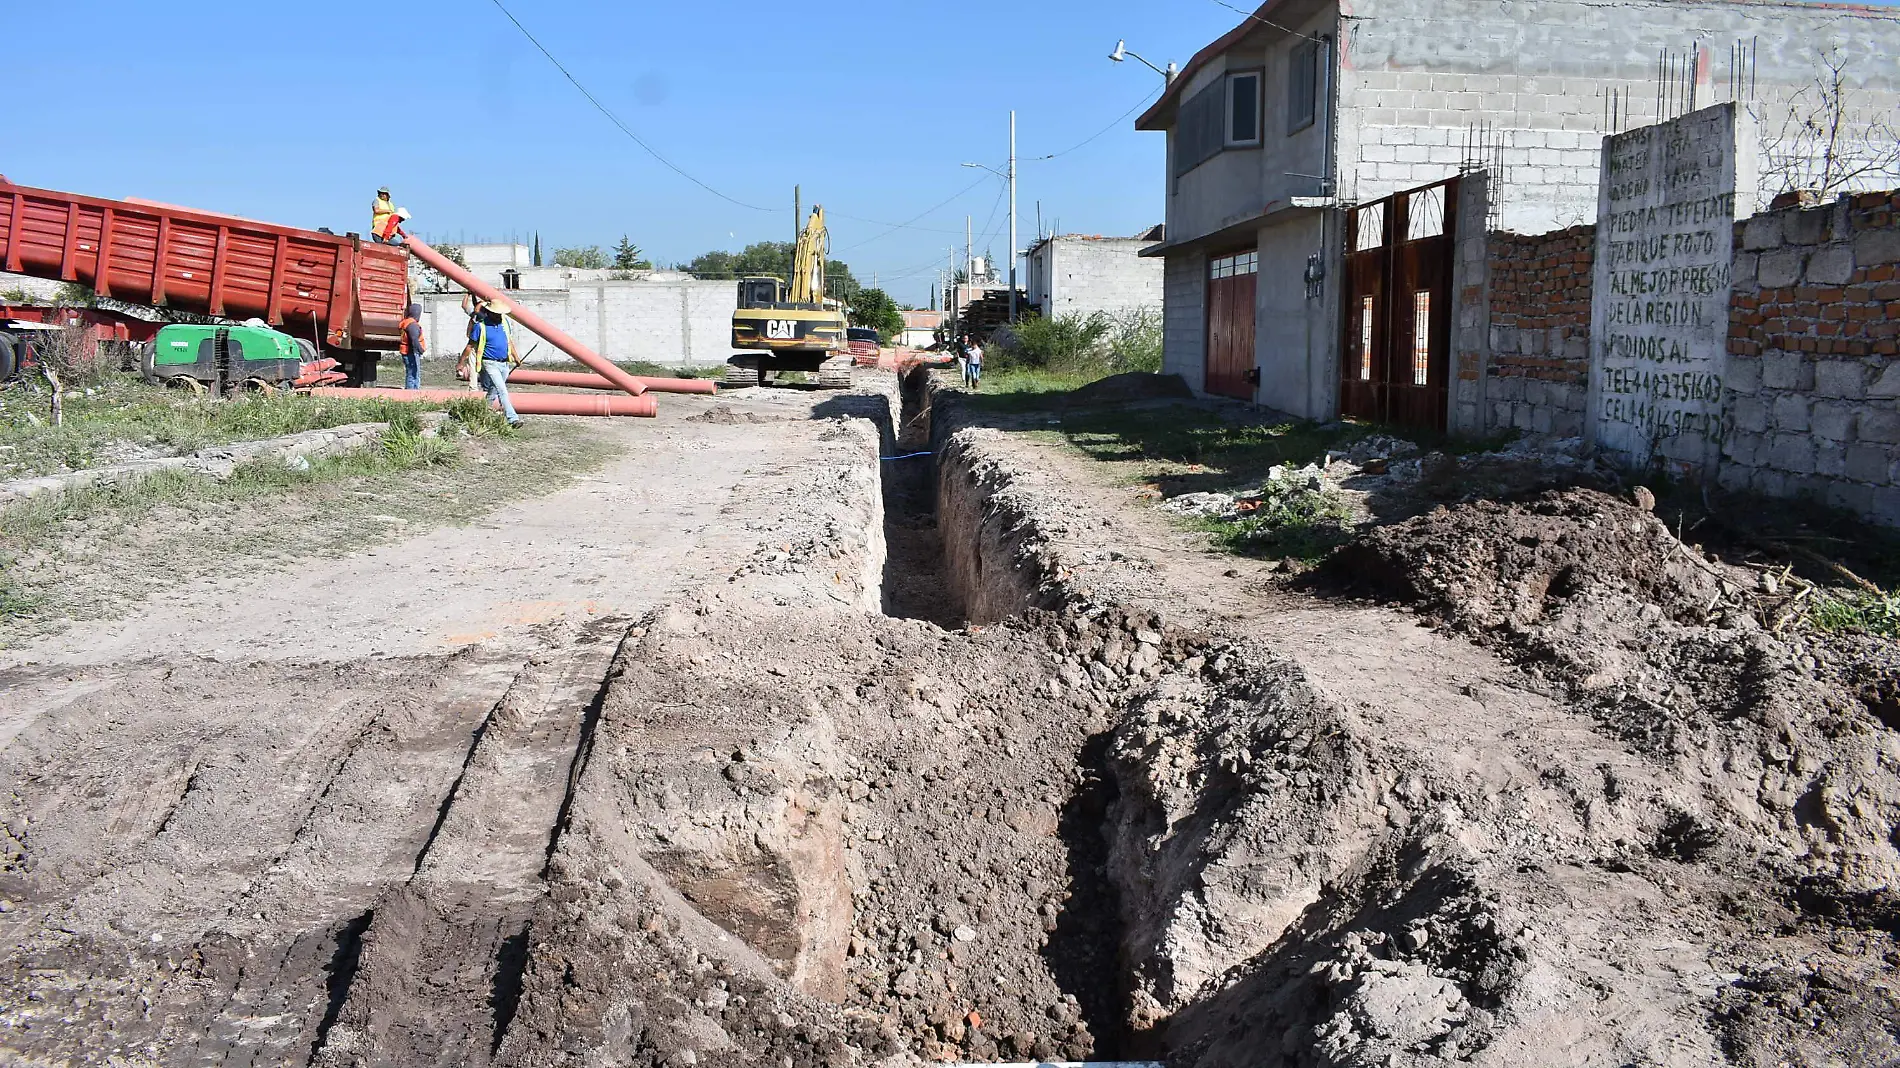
[0,176,406,382]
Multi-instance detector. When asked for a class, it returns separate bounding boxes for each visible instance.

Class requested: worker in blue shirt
[464,295,522,427]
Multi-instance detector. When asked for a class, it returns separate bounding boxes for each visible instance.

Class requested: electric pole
[1008,110,1019,323]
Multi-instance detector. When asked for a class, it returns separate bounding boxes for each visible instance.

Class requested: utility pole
[793,185,801,243]
[1008,110,1019,323]
[966,215,973,285]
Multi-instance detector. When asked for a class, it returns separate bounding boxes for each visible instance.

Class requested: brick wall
[1482,226,1595,437]
[1723,192,1900,521]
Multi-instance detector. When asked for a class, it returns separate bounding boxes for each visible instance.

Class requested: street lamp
[1109,39,1178,82]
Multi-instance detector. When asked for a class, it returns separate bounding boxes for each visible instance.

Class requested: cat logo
[766,319,799,340]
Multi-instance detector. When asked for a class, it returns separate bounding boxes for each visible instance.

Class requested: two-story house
[1138,0,1900,427]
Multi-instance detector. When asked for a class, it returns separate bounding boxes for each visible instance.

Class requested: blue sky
[9,0,1240,306]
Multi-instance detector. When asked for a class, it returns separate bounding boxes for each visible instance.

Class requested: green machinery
[143,323,313,395]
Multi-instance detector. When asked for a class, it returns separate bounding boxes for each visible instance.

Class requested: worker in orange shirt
[399,301,425,389]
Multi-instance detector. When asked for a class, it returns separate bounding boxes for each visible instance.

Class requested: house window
[1353,205,1385,251]
[1227,71,1262,146]
[1289,39,1321,133]
[1210,251,1258,279]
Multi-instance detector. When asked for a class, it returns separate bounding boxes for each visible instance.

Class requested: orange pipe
[309,386,657,418]
[501,368,718,395]
[403,238,647,397]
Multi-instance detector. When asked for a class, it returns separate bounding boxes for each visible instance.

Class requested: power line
[837,174,997,252]
[1208,0,1328,43]
[484,0,774,212]
[1024,88,1163,162]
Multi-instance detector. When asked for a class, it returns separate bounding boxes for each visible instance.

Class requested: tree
[1757,48,1900,200]
[554,245,609,270]
[613,236,653,271]
[682,241,861,302]
[533,232,543,267]
[849,287,905,342]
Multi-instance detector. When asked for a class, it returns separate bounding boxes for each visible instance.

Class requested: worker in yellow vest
[371,187,404,244]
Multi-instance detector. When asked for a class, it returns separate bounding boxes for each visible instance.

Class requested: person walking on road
[399,301,425,390]
[962,338,983,391]
[466,296,523,428]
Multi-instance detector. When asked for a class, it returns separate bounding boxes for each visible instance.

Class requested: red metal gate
[1205,248,1257,400]
[1340,176,1459,431]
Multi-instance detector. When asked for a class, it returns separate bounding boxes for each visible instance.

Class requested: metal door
[1340,176,1459,432]
[1205,249,1257,400]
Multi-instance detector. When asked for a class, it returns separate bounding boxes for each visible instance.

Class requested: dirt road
[2,372,1895,1066]
[0,386,891,1066]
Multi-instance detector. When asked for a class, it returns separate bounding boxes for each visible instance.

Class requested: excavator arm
[789,206,828,306]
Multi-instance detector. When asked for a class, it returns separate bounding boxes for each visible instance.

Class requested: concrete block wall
[1027,238,1164,322]
[1340,0,1900,233]
[1449,172,1491,434]
[1160,252,1207,394]
[1484,226,1596,437]
[1722,191,1900,521]
[418,278,738,369]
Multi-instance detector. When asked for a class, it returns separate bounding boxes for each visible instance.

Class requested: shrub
[993,308,1162,376]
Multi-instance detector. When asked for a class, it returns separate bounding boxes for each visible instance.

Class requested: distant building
[1023,227,1165,322]
[899,310,942,349]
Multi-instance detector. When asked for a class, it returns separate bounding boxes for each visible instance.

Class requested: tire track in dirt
[310,620,632,1068]
[0,653,527,1065]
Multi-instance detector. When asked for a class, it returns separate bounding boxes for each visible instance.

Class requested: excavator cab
[737,277,786,310]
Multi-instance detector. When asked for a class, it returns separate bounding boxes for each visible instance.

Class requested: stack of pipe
[311,386,657,418]
[393,238,662,418]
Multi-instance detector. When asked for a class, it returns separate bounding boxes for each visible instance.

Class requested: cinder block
[1742,214,1784,251]
[1532,406,1555,434]
[1860,408,1900,444]
[1768,433,1817,474]
[1855,228,1900,267]
[1783,209,1830,246]
[1758,249,1805,288]
[1872,486,1900,527]
[1815,444,1848,478]
[1724,430,1763,465]
[1754,469,1789,497]
[1805,246,1856,286]
[1732,395,1770,432]
[1811,401,1856,441]
[1513,403,1535,430]
[1762,353,1814,391]
[1772,394,1812,432]
[1727,355,1763,395]
[1827,481,1876,515]
[1814,360,1868,399]
[1846,443,1892,482]
[1717,464,1753,492]
[1732,252,1758,287]
[1868,362,1900,397]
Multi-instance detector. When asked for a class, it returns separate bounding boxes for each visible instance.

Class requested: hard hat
[377,186,390,195]
[482,298,512,317]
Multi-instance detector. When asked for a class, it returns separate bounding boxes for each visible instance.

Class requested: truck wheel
[0,333,16,382]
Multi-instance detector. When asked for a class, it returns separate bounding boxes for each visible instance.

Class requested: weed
[446,396,513,436]
[1807,588,1900,638]
[1186,484,1356,562]
[0,376,448,479]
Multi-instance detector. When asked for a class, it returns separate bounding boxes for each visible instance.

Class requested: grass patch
[1186,484,1356,562]
[446,395,515,436]
[1054,406,1370,489]
[1806,587,1900,638]
[0,375,447,480]
[0,418,615,639]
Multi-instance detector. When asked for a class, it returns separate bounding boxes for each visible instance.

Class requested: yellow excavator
[724,205,853,389]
